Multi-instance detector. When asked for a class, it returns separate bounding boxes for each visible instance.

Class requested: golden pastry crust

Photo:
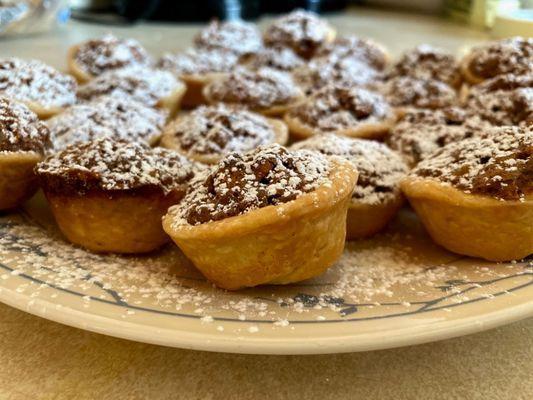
[180,73,226,108]
[0,152,42,210]
[347,195,404,240]
[163,158,358,290]
[67,45,93,84]
[401,178,532,261]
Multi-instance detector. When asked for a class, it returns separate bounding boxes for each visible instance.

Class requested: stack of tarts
[1,9,531,291]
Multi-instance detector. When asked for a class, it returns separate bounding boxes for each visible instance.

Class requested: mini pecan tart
[157,48,239,108]
[0,97,51,210]
[161,104,288,164]
[461,37,533,85]
[401,126,532,261]
[263,9,336,59]
[379,76,457,117]
[163,144,357,290]
[0,58,77,119]
[48,96,167,150]
[67,34,152,83]
[242,47,305,72]
[293,134,407,239]
[464,74,532,126]
[77,66,186,115]
[315,35,390,71]
[193,19,262,56]
[35,138,202,254]
[284,85,394,140]
[387,107,488,167]
[388,44,462,88]
[203,67,304,116]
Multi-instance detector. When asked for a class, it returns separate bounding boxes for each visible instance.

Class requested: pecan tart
[48,95,167,150]
[0,58,77,119]
[163,144,358,290]
[203,67,305,116]
[161,104,288,164]
[263,9,336,59]
[193,19,262,56]
[77,66,186,115]
[285,84,395,140]
[461,37,533,85]
[242,47,305,72]
[293,134,407,239]
[0,97,51,210]
[401,126,532,261]
[464,74,532,127]
[67,34,152,83]
[157,48,239,108]
[35,138,202,254]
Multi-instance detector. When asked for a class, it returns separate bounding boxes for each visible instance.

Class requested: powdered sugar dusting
[194,20,262,56]
[157,48,239,76]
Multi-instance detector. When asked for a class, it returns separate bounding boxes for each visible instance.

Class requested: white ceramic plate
[0,194,531,354]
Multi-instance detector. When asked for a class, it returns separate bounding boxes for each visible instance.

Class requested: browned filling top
[292,134,407,205]
[77,66,179,106]
[164,104,276,156]
[466,37,533,79]
[0,97,51,154]
[315,35,388,71]
[194,20,263,56]
[74,34,151,77]
[389,44,460,86]
[244,47,305,72]
[382,76,457,109]
[466,74,533,126]
[388,108,487,166]
[157,48,239,75]
[204,67,301,109]
[0,58,77,109]
[36,137,199,196]
[289,85,391,132]
[176,144,331,225]
[412,126,532,200]
[263,9,332,58]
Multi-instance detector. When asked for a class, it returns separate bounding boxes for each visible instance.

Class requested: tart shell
[180,73,225,108]
[67,45,94,84]
[162,158,358,290]
[459,53,485,86]
[346,195,404,240]
[401,178,533,262]
[0,152,42,211]
[157,81,187,117]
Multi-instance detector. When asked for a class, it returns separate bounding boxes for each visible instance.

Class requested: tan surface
[1,7,531,400]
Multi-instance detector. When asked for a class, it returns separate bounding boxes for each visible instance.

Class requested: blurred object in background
[0,0,69,36]
[362,0,444,13]
[444,0,521,27]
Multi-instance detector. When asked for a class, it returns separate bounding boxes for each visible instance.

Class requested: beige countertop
[0,7,531,400]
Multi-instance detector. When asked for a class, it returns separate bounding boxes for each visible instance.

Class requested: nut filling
[157,48,239,76]
[0,97,51,154]
[381,76,456,109]
[289,85,391,132]
[164,105,277,156]
[293,134,407,205]
[194,20,262,56]
[36,138,199,196]
[73,34,151,76]
[204,67,301,109]
[177,144,331,225]
[412,126,533,201]
[244,47,305,72]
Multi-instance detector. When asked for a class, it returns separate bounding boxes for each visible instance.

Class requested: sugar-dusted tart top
[411,125,532,201]
[465,74,532,126]
[204,67,302,109]
[0,58,77,109]
[77,66,180,106]
[175,144,332,225]
[49,96,166,149]
[163,104,277,157]
[36,138,200,196]
[72,34,152,77]
[381,76,457,110]
[287,84,392,133]
[244,47,305,72]
[263,9,333,58]
[465,37,533,79]
[0,97,51,155]
[315,35,388,71]
[388,107,488,167]
[157,48,239,76]
[194,20,262,56]
[292,134,407,205]
[388,44,460,86]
